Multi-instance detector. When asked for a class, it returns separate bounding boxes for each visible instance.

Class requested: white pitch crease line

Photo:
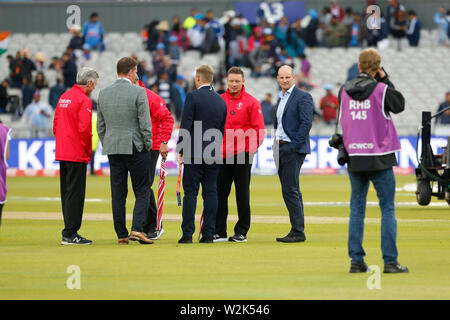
[7,196,449,207]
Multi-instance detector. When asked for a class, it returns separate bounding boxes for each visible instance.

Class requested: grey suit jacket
[97,78,152,155]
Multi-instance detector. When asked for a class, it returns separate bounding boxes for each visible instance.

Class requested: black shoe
[213,234,228,243]
[199,237,214,243]
[349,262,369,273]
[276,233,306,243]
[384,262,409,273]
[61,234,92,245]
[229,234,247,242]
[178,236,192,244]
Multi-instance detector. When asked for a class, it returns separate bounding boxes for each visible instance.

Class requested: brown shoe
[118,238,129,245]
[129,231,154,244]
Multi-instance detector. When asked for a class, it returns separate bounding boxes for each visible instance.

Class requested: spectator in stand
[156,70,173,112]
[34,71,48,90]
[171,16,181,32]
[228,26,246,68]
[390,9,408,50]
[248,26,264,53]
[435,91,450,136]
[152,43,166,76]
[34,52,47,72]
[206,9,224,40]
[169,36,180,68]
[172,75,187,122]
[342,7,354,27]
[386,0,405,35]
[9,50,36,88]
[260,93,275,125]
[82,12,104,51]
[330,0,345,22]
[171,19,190,51]
[319,83,339,124]
[0,79,9,113]
[304,9,319,47]
[188,14,206,51]
[275,16,290,48]
[433,8,450,46]
[348,12,363,47]
[49,78,66,109]
[286,25,306,57]
[146,20,160,51]
[406,10,421,47]
[22,92,53,138]
[249,41,270,78]
[299,53,311,83]
[183,8,199,30]
[162,54,177,82]
[202,18,220,55]
[61,51,78,89]
[22,77,35,110]
[324,15,348,47]
[68,25,84,50]
[155,20,171,52]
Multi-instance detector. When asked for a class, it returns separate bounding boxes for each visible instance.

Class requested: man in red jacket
[134,77,174,240]
[53,67,99,245]
[214,67,265,242]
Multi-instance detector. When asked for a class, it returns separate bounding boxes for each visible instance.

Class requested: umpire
[176,65,227,243]
[53,67,99,245]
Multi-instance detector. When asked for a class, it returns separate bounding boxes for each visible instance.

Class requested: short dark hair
[227,66,244,78]
[90,12,99,18]
[117,56,138,75]
[408,10,416,16]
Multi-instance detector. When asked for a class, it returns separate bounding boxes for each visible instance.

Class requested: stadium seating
[1,29,449,137]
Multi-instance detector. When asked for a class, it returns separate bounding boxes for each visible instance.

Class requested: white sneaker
[150,228,164,240]
[213,234,228,242]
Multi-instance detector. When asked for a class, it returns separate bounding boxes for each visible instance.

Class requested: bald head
[277,65,295,93]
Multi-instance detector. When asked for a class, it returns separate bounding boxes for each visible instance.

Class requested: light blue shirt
[276,84,295,142]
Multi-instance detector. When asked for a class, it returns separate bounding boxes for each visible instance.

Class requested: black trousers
[59,161,87,238]
[108,146,150,239]
[181,162,220,238]
[143,150,160,234]
[215,152,252,237]
[276,143,307,236]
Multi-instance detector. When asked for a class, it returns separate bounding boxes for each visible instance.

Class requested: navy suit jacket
[274,86,314,154]
[177,85,227,163]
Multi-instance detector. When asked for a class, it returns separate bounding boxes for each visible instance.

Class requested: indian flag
[0,32,11,56]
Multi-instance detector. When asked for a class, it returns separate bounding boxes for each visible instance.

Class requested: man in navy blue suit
[273,65,314,243]
[176,64,227,243]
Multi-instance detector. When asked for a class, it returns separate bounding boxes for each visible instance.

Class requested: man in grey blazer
[97,56,153,244]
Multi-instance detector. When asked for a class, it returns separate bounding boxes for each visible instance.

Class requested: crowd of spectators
[1,1,450,133]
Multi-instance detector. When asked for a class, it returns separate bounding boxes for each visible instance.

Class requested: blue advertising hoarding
[6,135,449,175]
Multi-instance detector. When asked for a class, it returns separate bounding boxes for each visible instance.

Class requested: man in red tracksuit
[214,67,265,242]
[134,78,174,240]
[53,67,99,245]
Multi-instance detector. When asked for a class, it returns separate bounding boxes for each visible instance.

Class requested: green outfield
[1,175,450,299]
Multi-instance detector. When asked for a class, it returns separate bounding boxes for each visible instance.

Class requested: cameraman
[337,48,408,274]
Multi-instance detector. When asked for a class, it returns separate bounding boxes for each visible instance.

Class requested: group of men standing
[52,49,408,274]
[52,56,313,247]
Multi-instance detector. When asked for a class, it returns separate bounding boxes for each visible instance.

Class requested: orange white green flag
[0,32,11,56]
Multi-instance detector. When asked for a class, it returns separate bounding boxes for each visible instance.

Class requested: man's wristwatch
[161,141,168,144]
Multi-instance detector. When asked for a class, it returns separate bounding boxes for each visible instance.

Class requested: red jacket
[139,81,174,150]
[53,85,92,164]
[221,86,265,158]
